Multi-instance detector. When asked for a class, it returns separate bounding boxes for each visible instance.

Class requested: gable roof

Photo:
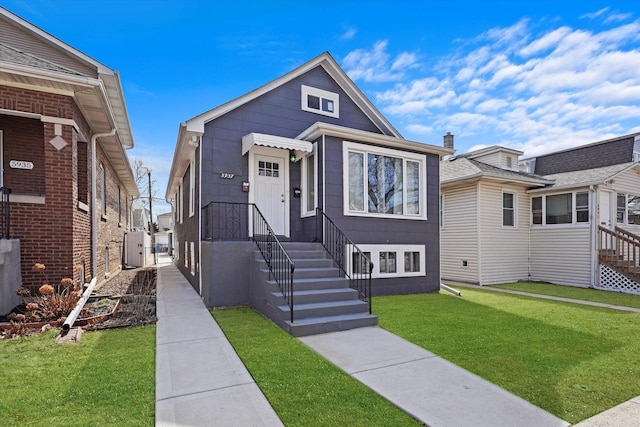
[181,52,400,137]
[441,157,553,187]
[0,6,137,195]
[527,132,640,175]
[528,162,640,193]
[167,52,406,198]
[456,145,523,159]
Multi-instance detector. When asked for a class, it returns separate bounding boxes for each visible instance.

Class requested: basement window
[301,85,339,118]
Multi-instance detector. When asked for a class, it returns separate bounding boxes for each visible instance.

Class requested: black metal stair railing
[315,207,373,314]
[202,201,295,322]
[0,187,11,239]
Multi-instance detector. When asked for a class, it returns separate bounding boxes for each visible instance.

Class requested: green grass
[492,281,640,309]
[212,307,420,427]
[0,326,155,426]
[376,289,640,424]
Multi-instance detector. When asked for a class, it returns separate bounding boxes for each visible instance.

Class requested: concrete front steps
[253,242,377,337]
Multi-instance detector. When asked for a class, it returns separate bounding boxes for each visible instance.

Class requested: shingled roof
[441,157,552,187]
[531,133,639,175]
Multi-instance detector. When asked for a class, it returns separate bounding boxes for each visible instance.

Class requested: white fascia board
[297,122,454,157]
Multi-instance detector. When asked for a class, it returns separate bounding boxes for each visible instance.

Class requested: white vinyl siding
[471,152,501,168]
[440,184,479,283]
[611,168,640,234]
[477,182,530,285]
[529,227,591,287]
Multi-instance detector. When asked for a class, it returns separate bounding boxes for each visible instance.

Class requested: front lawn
[213,307,420,427]
[376,289,640,424]
[0,326,155,426]
[492,281,640,309]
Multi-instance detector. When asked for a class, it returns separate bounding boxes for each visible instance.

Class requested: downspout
[91,129,117,279]
[589,185,596,288]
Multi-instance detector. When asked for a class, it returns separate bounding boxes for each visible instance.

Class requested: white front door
[599,190,612,229]
[254,153,287,235]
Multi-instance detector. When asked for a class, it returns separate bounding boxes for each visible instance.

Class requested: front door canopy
[242,133,312,158]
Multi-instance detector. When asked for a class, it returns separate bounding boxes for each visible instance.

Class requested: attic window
[301,85,339,118]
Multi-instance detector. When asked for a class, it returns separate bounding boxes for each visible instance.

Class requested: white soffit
[242,132,313,156]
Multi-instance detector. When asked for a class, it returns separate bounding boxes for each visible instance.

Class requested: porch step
[271,287,358,304]
[261,266,341,279]
[278,299,369,320]
[251,241,377,337]
[284,313,378,337]
[267,276,350,291]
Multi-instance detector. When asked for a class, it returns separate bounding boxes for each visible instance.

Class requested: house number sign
[220,172,235,179]
[9,160,33,170]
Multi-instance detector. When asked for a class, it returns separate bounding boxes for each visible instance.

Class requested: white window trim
[346,244,426,279]
[502,190,517,228]
[530,191,590,227]
[301,145,317,218]
[342,141,427,220]
[190,241,196,275]
[617,192,640,225]
[189,160,195,217]
[178,182,183,224]
[301,85,339,118]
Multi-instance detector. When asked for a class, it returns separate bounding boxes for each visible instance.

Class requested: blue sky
[4,0,640,216]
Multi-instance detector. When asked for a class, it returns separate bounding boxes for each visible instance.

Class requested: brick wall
[1,85,133,291]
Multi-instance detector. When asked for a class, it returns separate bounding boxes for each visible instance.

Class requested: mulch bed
[0,266,157,339]
[85,267,157,330]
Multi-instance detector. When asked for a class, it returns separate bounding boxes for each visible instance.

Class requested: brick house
[0,7,139,302]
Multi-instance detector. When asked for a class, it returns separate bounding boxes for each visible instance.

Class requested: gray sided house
[166,53,452,335]
[441,133,640,295]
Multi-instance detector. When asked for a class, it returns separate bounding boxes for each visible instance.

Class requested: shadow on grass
[375,292,621,421]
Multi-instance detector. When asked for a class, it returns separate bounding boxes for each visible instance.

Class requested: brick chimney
[443,132,454,150]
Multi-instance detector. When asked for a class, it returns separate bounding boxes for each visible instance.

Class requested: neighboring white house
[131,200,150,231]
[155,212,173,253]
[441,132,640,294]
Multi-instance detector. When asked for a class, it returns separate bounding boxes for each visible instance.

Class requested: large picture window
[343,141,426,219]
[531,191,589,226]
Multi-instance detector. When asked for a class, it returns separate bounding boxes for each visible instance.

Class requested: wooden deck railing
[599,226,640,282]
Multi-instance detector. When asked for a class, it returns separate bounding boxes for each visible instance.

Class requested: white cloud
[581,7,610,20]
[340,27,357,40]
[405,124,433,135]
[351,13,640,159]
[343,40,420,82]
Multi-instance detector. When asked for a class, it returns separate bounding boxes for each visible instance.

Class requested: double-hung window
[531,191,589,225]
[343,141,426,219]
[617,193,640,225]
[502,192,515,227]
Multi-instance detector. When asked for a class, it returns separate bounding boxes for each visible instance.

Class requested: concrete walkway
[154,253,283,426]
[154,259,639,426]
[300,327,568,427]
[445,281,640,313]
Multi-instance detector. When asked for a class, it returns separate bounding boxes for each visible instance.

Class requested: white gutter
[91,129,117,278]
[62,277,98,332]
